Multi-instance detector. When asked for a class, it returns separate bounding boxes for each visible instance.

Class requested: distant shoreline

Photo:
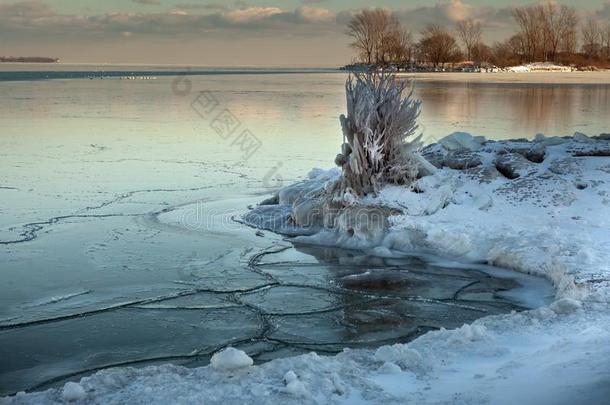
[397,71,610,85]
[0,57,59,63]
[0,65,608,85]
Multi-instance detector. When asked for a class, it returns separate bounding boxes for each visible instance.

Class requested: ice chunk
[550,298,582,315]
[210,348,253,371]
[283,370,308,397]
[378,362,402,374]
[62,382,86,402]
[374,345,422,369]
[493,153,538,179]
[447,324,487,344]
[534,133,566,146]
[439,132,485,152]
[284,370,298,383]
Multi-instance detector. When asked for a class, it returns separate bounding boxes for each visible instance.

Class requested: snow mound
[438,131,486,151]
[283,371,308,397]
[210,348,253,371]
[247,135,610,301]
[550,298,583,315]
[6,308,610,404]
[61,382,86,402]
[507,63,575,73]
[374,345,422,370]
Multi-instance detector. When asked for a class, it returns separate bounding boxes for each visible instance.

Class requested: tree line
[346,2,610,69]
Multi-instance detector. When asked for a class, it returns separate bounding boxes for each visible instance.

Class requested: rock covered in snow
[443,150,483,170]
[550,298,583,314]
[283,370,308,396]
[493,153,538,179]
[438,132,486,152]
[375,345,422,370]
[247,134,610,301]
[210,348,253,371]
[377,362,402,374]
[336,206,394,242]
[61,382,86,402]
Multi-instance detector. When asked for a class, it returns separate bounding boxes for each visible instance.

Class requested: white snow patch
[374,345,422,370]
[283,371,308,397]
[61,382,86,402]
[377,362,402,374]
[210,347,253,371]
[550,298,583,314]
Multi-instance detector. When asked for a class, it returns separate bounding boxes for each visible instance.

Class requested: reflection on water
[415,82,610,140]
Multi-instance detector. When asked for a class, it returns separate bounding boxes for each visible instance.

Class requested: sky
[1,0,609,66]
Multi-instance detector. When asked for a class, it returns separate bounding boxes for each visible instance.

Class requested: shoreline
[397,71,610,84]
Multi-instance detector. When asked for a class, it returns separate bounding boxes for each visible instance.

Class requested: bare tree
[582,17,601,59]
[345,2,601,69]
[471,42,492,65]
[455,19,482,61]
[346,8,409,66]
[383,26,413,65]
[542,2,578,61]
[601,24,610,60]
[346,10,378,64]
[560,25,579,55]
[513,5,540,62]
[508,33,527,63]
[513,2,578,63]
[418,25,462,68]
[491,39,520,68]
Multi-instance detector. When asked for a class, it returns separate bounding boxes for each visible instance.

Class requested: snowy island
[4,74,610,405]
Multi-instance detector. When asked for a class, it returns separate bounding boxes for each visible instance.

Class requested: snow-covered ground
[507,62,575,73]
[4,133,610,404]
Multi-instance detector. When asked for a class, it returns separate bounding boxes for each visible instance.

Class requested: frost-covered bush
[333,72,424,197]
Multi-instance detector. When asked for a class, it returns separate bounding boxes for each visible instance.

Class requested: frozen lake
[1,69,606,394]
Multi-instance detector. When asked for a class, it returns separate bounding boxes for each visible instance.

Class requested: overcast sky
[1,0,609,66]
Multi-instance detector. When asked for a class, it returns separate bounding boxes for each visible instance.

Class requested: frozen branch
[333,71,425,198]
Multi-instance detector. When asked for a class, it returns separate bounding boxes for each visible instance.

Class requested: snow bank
[507,63,575,73]
[60,383,86,403]
[275,133,610,302]
[5,305,609,404]
[4,133,610,404]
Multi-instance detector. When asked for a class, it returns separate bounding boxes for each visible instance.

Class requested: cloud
[225,7,283,23]
[132,0,161,5]
[0,0,54,18]
[175,3,229,12]
[295,6,334,23]
[444,0,475,21]
[393,0,513,33]
[0,1,343,40]
[0,0,581,46]
[0,1,333,37]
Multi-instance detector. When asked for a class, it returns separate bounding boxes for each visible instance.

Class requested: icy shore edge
[4,133,610,405]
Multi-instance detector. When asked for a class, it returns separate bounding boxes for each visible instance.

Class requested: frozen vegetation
[3,74,610,404]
